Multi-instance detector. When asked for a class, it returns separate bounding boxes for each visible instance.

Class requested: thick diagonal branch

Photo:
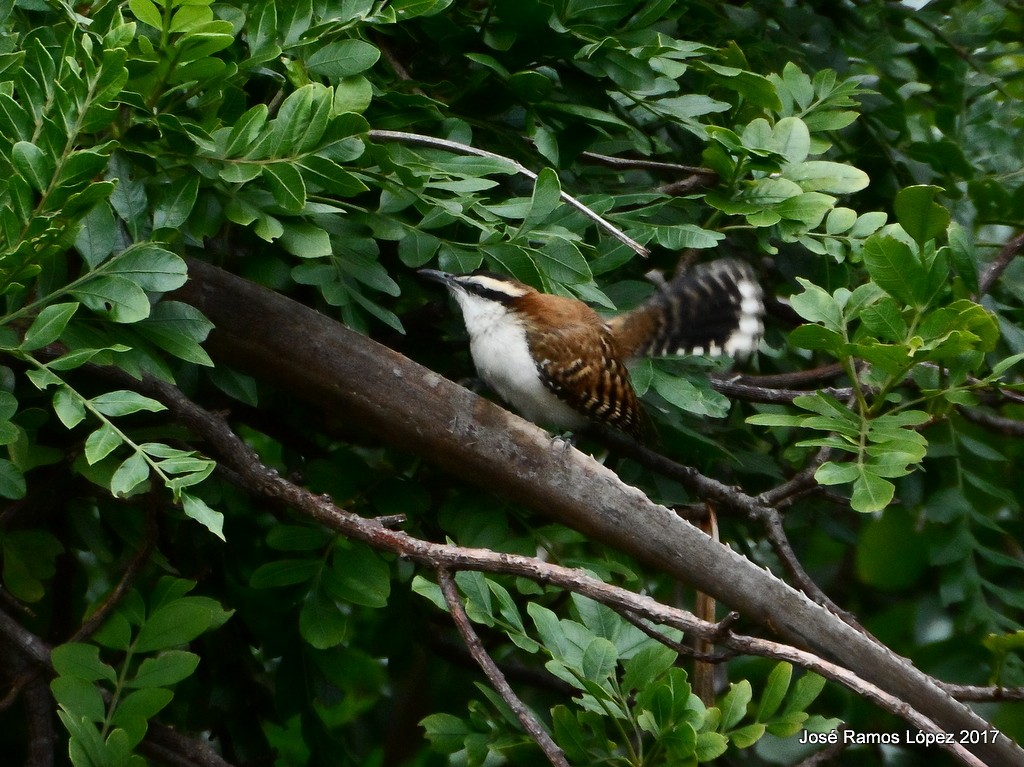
[170,258,1022,765]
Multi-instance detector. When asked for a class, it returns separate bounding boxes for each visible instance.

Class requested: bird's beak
[418,268,455,287]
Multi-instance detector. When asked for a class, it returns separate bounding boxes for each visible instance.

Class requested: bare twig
[590,425,856,624]
[729,364,849,389]
[710,375,854,404]
[367,129,651,258]
[69,507,158,643]
[578,150,719,195]
[940,683,1024,703]
[794,727,850,766]
[438,570,570,767]
[977,231,1024,298]
[579,150,716,178]
[959,406,1024,436]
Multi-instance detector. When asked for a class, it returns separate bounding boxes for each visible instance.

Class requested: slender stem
[437,570,571,767]
[367,129,651,259]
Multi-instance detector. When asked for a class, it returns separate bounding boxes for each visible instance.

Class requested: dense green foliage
[1,0,1023,766]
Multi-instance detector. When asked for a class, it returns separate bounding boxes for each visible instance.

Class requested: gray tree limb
[175,258,1023,766]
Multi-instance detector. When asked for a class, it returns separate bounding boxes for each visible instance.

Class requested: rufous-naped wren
[421,260,764,440]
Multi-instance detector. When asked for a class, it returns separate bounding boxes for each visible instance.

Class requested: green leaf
[85,423,123,464]
[299,589,349,649]
[12,140,52,192]
[306,40,381,77]
[153,175,199,231]
[137,301,214,367]
[106,246,189,293]
[411,574,446,611]
[71,275,151,324]
[518,167,562,235]
[730,722,766,748]
[51,677,107,723]
[325,543,390,608]
[784,673,827,714]
[757,663,792,721]
[53,387,87,429]
[720,679,752,730]
[398,230,441,267]
[127,650,200,689]
[858,297,907,342]
[790,278,843,333]
[110,688,173,748]
[128,0,163,29]
[110,452,150,497]
[279,222,332,257]
[894,185,950,247]
[814,461,860,486]
[769,116,810,164]
[695,731,729,761]
[262,162,306,213]
[23,302,79,351]
[528,602,569,660]
[580,637,618,682]
[51,643,117,684]
[134,599,215,652]
[850,469,895,513]
[181,492,225,540]
[250,558,320,588]
[74,203,118,268]
[0,458,27,500]
[862,236,926,307]
[784,161,869,194]
[421,712,472,753]
[90,391,166,417]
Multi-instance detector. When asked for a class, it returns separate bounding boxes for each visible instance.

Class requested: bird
[420,259,764,440]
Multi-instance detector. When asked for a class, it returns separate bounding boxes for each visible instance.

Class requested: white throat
[449,290,586,430]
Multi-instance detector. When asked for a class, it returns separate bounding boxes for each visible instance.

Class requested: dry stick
[69,507,158,643]
[367,129,651,258]
[438,570,570,767]
[959,406,1024,437]
[120,376,996,767]
[591,425,860,627]
[793,728,850,767]
[710,376,854,405]
[939,683,1024,703]
[977,231,1024,298]
[579,150,717,177]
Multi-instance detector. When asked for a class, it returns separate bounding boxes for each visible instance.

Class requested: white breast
[452,291,586,430]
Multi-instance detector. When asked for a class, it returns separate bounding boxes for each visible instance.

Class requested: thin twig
[959,406,1024,436]
[940,683,1024,702]
[977,231,1024,298]
[728,364,849,389]
[710,375,854,404]
[579,150,717,177]
[367,129,651,258]
[591,425,856,624]
[618,608,736,664]
[438,570,570,767]
[793,727,850,767]
[69,507,158,643]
